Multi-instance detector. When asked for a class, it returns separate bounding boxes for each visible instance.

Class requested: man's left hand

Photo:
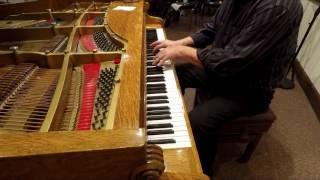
[153,46,203,68]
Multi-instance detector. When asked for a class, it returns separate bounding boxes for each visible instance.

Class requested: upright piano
[0,0,208,179]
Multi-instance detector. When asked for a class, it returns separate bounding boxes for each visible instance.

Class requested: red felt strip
[77,63,100,130]
[80,34,97,52]
[86,19,95,26]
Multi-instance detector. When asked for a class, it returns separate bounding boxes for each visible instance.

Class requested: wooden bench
[194,89,276,162]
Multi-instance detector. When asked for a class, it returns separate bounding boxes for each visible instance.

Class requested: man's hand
[153,46,203,68]
[150,37,195,53]
[151,40,180,53]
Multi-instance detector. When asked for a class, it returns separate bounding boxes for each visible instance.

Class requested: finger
[157,55,169,66]
[153,44,166,53]
[157,59,167,67]
[152,55,160,66]
[152,51,165,65]
[150,40,162,47]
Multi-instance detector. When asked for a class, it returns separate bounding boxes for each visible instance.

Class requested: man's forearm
[176,36,194,46]
[178,46,203,68]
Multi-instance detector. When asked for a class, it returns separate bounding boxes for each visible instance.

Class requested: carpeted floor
[165,10,320,180]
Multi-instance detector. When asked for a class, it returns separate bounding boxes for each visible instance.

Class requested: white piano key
[147,118,185,124]
[146,98,183,104]
[148,134,190,141]
[147,113,185,119]
[148,132,189,141]
[147,126,188,132]
[157,142,192,149]
[147,103,183,109]
[156,28,166,40]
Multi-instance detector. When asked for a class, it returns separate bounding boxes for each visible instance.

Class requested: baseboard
[295,61,320,121]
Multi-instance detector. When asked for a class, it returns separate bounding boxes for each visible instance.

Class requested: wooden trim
[295,61,320,120]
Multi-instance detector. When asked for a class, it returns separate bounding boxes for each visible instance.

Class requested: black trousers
[175,64,270,176]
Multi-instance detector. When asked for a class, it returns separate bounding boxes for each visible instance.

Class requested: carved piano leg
[131,144,165,180]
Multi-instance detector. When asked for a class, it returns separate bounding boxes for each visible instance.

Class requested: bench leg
[238,133,263,163]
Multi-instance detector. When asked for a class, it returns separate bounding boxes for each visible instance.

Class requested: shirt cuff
[190,33,206,48]
[196,47,209,63]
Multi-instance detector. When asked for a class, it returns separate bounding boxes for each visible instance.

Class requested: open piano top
[0,1,208,179]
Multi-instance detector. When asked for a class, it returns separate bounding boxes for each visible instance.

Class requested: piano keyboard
[146,28,191,149]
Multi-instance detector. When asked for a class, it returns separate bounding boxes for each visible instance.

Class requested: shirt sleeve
[190,8,221,47]
[198,6,291,78]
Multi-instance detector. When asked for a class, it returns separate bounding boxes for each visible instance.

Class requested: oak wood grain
[161,172,209,180]
[0,129,147,180]
[107,1,145,129]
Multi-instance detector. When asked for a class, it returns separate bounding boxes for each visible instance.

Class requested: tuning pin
[46,9,56,24]
[9,46,19,52]
[44,50,51,54]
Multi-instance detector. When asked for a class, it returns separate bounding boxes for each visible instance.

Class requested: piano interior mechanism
[0,1,208,179]
[73,27,124,53]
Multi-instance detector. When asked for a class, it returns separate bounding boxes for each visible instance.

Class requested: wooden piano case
[0,1,208,179]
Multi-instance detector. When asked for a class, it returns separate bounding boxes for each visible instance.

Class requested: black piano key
[147,99,169,104]
[147,86,166,91]
[147,115,172,121]
[147,129,174,135]
[147,106,170,112]
[147,69,163,73]
[147,123,173,129]
[147,67,163,70]
[146,62,154,66]
[147,71,163,75]
[147,49,154,54]
[147,57,155,61]
[147,110,171,116]
[147,95,168,100]
[147,83,166,87]
[147,89,167,94]
[148,139,176,144]
[147,77,165,82]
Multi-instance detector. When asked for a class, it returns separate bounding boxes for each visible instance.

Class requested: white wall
[298,0,320,92]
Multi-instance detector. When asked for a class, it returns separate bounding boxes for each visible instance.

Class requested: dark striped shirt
[191,0,303,99]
